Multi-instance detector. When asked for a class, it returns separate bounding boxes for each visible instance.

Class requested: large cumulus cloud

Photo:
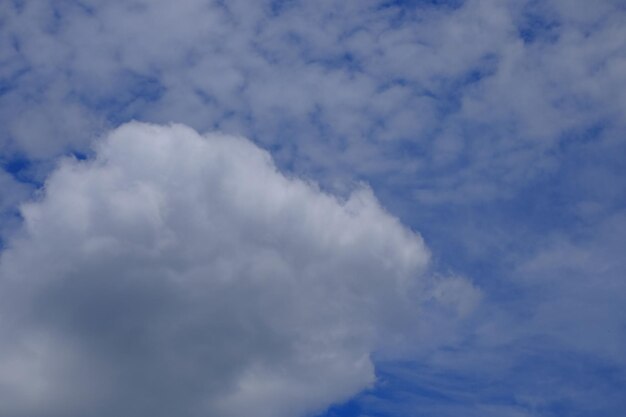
[0,122,439,417]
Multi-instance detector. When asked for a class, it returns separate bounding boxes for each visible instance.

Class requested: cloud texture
[0,122,437,417]
[1,0,625,415]
[3,0,624,201]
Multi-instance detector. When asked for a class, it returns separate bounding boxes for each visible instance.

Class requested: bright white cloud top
[0,123,477,417]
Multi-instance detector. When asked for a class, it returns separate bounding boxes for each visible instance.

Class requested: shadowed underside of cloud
[0,122,480,417]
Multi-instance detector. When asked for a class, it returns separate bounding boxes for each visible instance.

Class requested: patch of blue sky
[270,30,328,68]
[432,61,499,115]
[0,79,14,97]
[0,31,30,94]
[0,158,43,190]
[0,66,30,97]
[268,0,296,17]
[377,0,465,12]
[548,124,626,213]
[374,0,465,28]
[383,146,606,264]
[69,150,88,161]
[70,0,97,17]
[317,349,626,417]
[8,0,25,13]
[517,3,561,44]
[1,155,31,180]
[74,70,166,125]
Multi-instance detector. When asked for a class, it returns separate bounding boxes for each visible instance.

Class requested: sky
[0,0,625,416]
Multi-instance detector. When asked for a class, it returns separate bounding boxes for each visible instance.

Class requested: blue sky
[0,1,625,416]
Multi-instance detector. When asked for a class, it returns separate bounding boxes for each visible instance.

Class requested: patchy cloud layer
[2,0,624,201]
[0,122,448,417]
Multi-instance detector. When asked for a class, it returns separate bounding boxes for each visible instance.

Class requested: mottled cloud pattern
[3,0,624,200]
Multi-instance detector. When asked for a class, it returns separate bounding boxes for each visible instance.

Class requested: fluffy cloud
[0,122,443,417]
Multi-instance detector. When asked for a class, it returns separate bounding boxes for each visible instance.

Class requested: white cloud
[2,0,624,203]
[0,122,470,417]
[1,1,624,414]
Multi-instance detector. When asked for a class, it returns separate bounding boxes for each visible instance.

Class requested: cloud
[2,0,624,204]
[2,1,625,416]
[0,122,446,417]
